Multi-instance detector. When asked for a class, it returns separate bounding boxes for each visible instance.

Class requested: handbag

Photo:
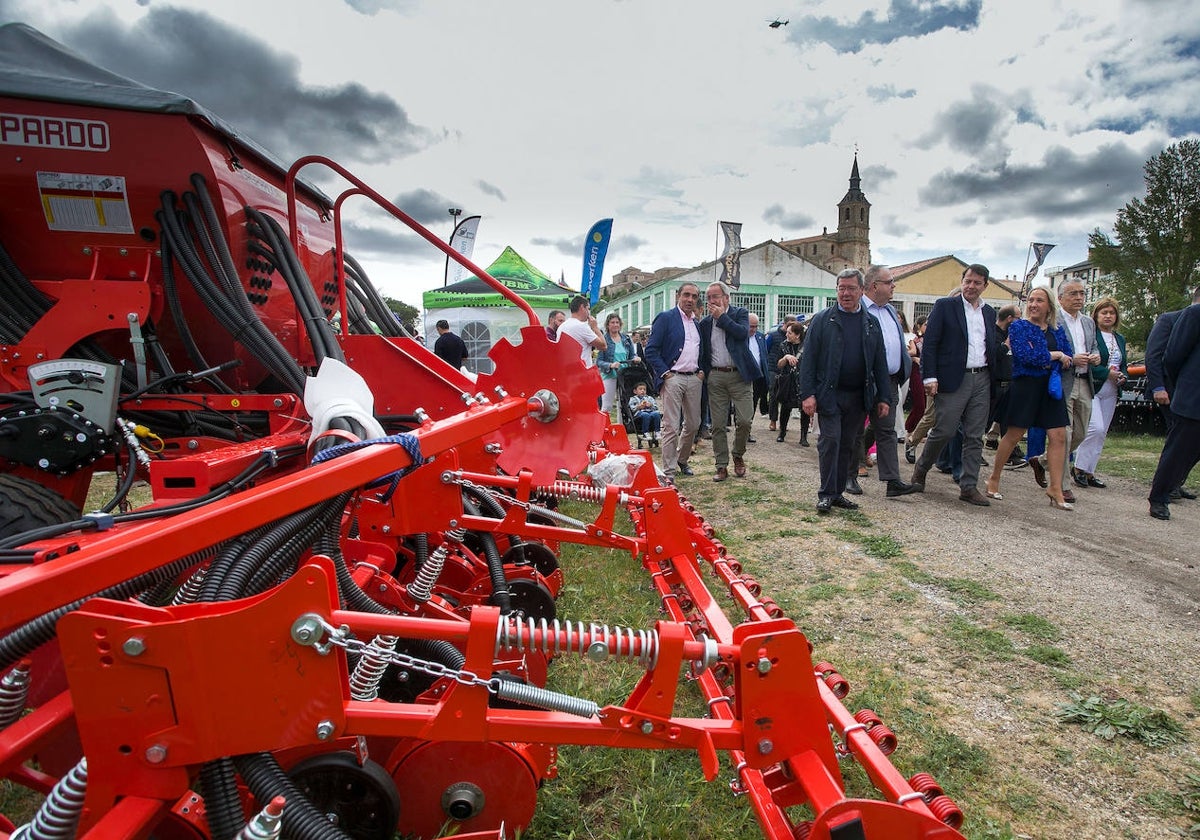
[1047,366,1063,400]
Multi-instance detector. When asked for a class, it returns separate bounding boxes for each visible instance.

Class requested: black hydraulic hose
[343,252,407,337]
[98,439,139,514]
[341,279,378,335]
[199,758,245,840]
[234,753,352,840]
[469,488,523,548]
[411,637,466,670]
[244,208,342,364]
[220,497,345,600]
[157,194,304,395]
[160,234,234,393]
[463,497,511,615]
[180,193,307,393]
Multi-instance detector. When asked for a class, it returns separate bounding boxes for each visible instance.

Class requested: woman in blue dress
[985,287,1075,510]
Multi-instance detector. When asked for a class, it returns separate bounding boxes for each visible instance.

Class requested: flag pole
[1019,242,1033,301]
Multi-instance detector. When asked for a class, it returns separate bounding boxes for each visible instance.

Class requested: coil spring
[0,660,32,730]
[172,566,208,605]
[492,678,599,718]
[496,617,659,668]
[907,772,945,802]
[815,663,850,699]
[406,543,451,602]
[533,481,607,503]
[928,795,964,829]
[348,635,399,701]
[19,758,87,840]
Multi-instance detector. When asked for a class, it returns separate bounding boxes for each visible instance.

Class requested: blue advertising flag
[581,218,613,305]
[717,221,743,288]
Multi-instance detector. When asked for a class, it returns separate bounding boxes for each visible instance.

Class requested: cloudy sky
[3,0,1198,307]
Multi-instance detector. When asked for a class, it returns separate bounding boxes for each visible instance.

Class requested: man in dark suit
[910,264,999,506]
[699,282,756,481]
[858,264,917,497]
[798,268,892,513]
[1147,290,1200,519]
[644,282,704,480]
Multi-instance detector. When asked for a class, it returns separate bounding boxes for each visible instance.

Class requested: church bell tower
[837,154,871,269]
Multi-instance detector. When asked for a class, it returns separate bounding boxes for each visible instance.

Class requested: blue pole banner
[581,218,613,305]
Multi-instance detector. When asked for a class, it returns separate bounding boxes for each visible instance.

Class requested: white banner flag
[445,215,481,285]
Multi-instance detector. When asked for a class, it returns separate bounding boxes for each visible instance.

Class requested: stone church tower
[836,155,871,270]
[779,154,873,273]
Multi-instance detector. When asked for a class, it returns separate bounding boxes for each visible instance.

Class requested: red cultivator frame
[0,23,967,840]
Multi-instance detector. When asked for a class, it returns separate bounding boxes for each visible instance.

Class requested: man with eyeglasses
[798,268,892,513]
[857,265,917,497]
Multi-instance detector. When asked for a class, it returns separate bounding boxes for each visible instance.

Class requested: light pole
[445,208,463,286]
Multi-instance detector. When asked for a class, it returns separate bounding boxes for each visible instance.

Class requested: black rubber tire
[0,473,80,542]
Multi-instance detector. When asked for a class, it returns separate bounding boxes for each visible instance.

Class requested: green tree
[383,296,420,334]
[1088,139,1200,346]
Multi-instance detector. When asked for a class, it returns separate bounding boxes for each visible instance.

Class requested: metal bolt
[756,657,772,674]
[315,720,336,740]
[145,744,168,764]
[640,720,654,735]
[757,739,774,755]
[382,525,391,534]
[37,458,50,469]
[273,398,283,407]
[187,439,199,450]
[654,545,664,555]
[123,637,147,656]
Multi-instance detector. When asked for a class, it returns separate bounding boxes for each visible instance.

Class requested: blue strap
[312,433,426,502]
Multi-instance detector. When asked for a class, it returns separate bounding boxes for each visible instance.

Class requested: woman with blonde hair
[1072,297,1128,488]
[986,287,1075,509]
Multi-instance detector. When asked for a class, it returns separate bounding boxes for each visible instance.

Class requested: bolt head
[640,720,654,735]
[123,637,147,656]
[315,720,336,740]
[756,657,772,674]
[145,744,168,764]
[757,739,774,755]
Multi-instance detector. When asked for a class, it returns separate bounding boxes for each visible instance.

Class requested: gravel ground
[677,423,1200,839]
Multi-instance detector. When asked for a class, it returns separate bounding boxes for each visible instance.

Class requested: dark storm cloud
[866,84,917,102]
[918,143,1147,221]
[762,204,816,230]
[789,0,981,53]
[916,88,1008,155]
[477,180,507,201]
[340,218,430,260]
[862,164,898,185]
[389,188,461,225]
[60,6,430,165]
[530,233,649,258]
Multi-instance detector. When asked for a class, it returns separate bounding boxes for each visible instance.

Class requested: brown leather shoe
[733,456,746,477]
[713,467,729,482]
[959,487,991,506]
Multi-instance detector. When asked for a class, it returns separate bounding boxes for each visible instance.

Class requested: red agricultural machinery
[0,23,967,840]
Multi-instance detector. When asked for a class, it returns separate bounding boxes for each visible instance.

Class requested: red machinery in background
[0,23,967,840]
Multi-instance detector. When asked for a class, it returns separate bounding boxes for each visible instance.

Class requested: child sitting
[627,382,662,443]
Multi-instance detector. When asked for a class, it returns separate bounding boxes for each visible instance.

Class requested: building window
[731,292,766,322]
[653,292,664,317]
[811,244,817,255]
[644,298,652,323]
[622,304,631,328]
[461,321,494,375]
[776,294,815,319]
[914,302,934,321]
[859,208,865,221]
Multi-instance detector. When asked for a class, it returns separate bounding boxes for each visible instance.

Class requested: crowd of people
[434,273,1199,522]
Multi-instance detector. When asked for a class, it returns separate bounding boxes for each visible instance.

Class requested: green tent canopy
[423,246,574,309]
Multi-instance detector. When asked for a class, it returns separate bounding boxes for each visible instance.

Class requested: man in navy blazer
[910,264,999,506]
[699,281,756,480]
[748,313,770,422]
[644,282,704,480]
[1148,293,1200,519]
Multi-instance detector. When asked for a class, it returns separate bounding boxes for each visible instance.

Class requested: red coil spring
[739,575,761,597]
[867,723,897,755]
[792,821,813,839]
[814,663,849,699]
[928,794,964,829]
[908,772,945,802]
[853,708,882,728]
[758,597,785,619]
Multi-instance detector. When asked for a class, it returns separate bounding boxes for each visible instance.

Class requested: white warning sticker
[37,171,134,234]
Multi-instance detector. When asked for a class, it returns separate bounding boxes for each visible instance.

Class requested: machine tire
[0,474,80,542]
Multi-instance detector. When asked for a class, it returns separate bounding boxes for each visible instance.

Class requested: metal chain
[313,618,500,694]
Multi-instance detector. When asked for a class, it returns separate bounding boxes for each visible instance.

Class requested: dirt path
[679,428,1200,839]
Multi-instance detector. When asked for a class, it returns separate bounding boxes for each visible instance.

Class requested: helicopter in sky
[767,18,789,28]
